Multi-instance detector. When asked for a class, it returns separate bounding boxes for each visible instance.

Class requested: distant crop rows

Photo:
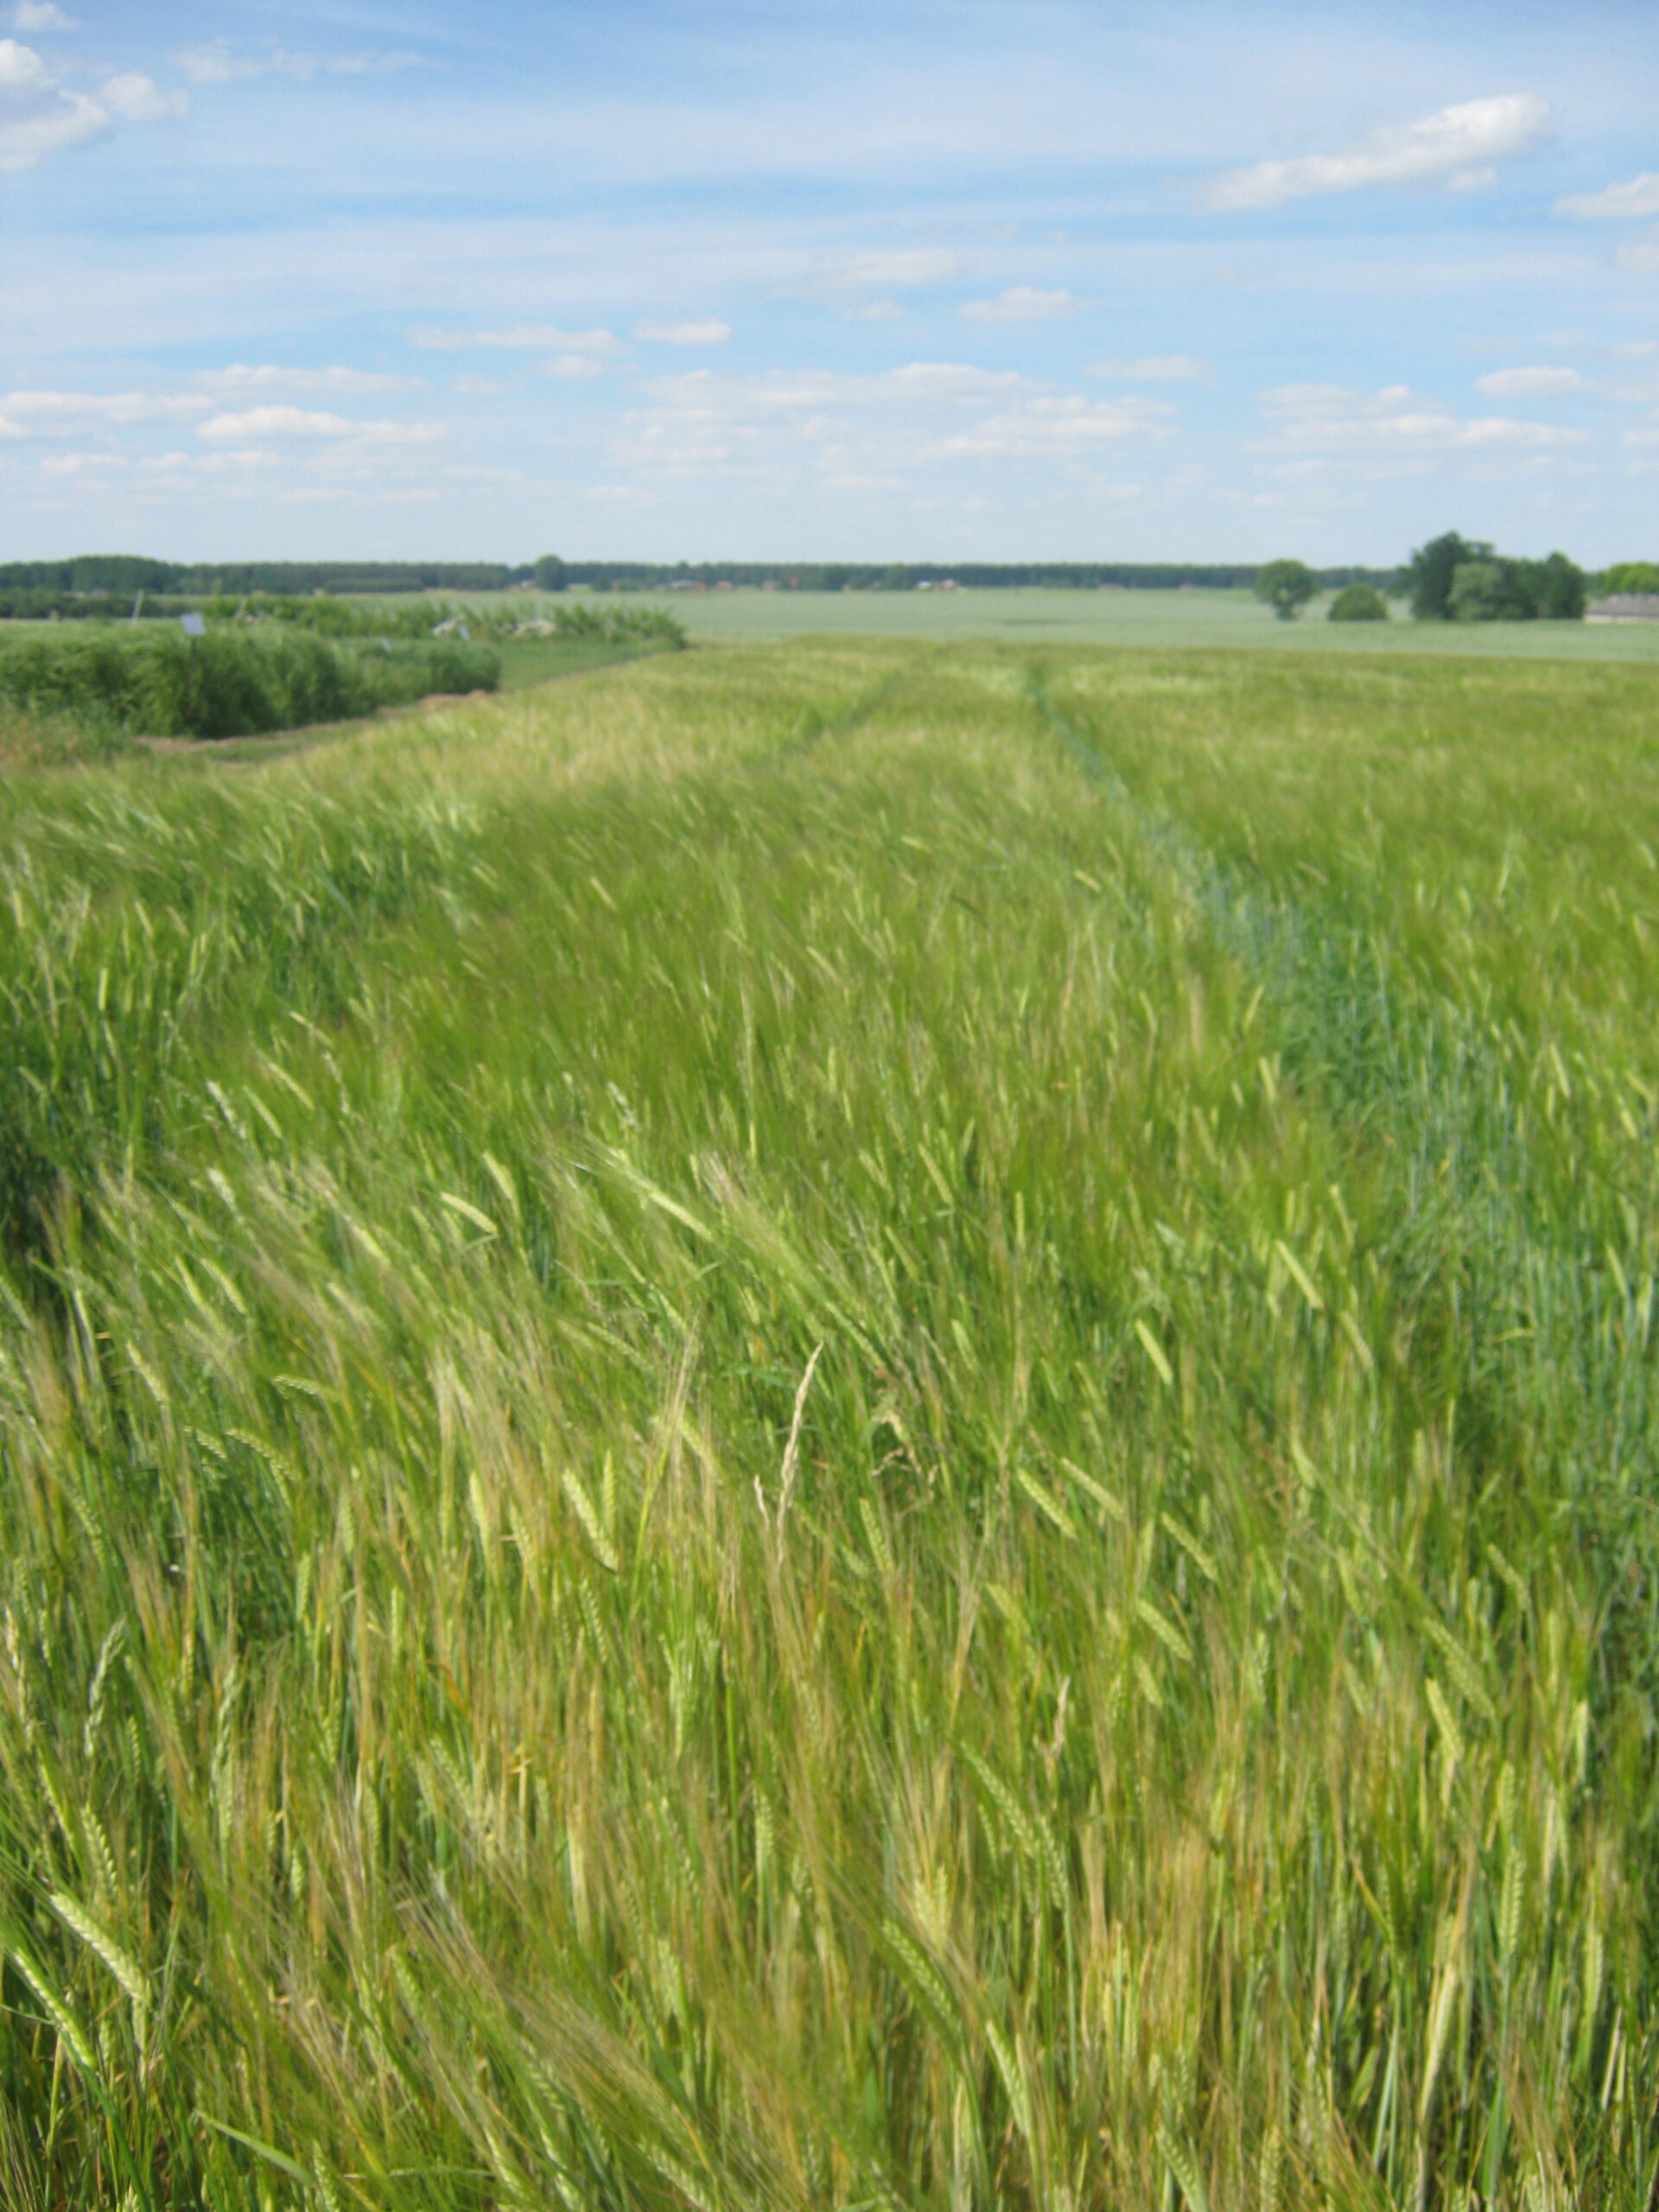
[0,642,1655,2209]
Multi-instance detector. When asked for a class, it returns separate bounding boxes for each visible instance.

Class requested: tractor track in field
[1025,663,1659,1593]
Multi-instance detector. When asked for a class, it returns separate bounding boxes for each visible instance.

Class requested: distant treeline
[0,588,202,622]
[532,559,1403,594]
[0,558,531,599]
[0,554,1407,601]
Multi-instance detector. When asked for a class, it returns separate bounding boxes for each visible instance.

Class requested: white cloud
[196,406,441,445]
[410,322,620,354]
[634,317,731,346]
[39,449,124,476]
[1205,94,1550,213]
[322,53,423,79]
[175,42,289,86]
[100,73,187,124]
[618,361,1169,488]
[1613,341,1659,361]
[1617,234,1659,275]
[1257,381,1587,456]
[543,355,606,379]
[0,387,211,429]
[0,36,105,168]
[193,363,422,397]
[1087,355,1209,381]
[449,373,507,396]
[796,249,960,296]
[930,394,1171,457]
[10,3,76,29]
[175,41,418,87]
[960,286,1077,323]
[1473,365,1590,397]
[1556,173,1659,222]
[0,41,187,167]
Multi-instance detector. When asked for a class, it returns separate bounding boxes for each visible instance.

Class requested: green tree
[1327,583,1389,623]
[1408,531,1486,620]
[1533,551,1586,620]
[1254,558,1317,621]
[1448,561,1529,621]
[534,554,568,593]
[1601,560,1659,595]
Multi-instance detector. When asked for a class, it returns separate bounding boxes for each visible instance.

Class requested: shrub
[1327,583,1389,622]
[204,594,443,639]
[541,603,687,648]
[0,628,499,739]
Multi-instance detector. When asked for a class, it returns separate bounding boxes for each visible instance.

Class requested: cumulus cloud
[0,40,188,168]
[0,387,211,429]
[1087,355,1209,381]
[196,406,440,445]
[194,363,422,397]
[39,449,123,476]
[1473,365,1590,397]
[820,250,958,289]
[1256,381,1586,456]
[960,286,1077,323]
[634,318,731,346]
[543,355,607,379]
[101,73,187,124]
[10,3,76,29]
[1205,94,1549,212]
[617,361,1169,489]
[930,394,1170,456]
[1556,173,1659,221]
[410,323,620,354]
[0,36,105,167]
[1617,235,1659,274]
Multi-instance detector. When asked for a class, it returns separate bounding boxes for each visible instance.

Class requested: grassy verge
[0,641,1654,2209]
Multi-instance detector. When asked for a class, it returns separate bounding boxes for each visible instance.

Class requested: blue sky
[2,1,1656,563]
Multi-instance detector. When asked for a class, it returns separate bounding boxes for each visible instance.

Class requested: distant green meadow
[1,639,1657,2209]
[568,583,1659,658]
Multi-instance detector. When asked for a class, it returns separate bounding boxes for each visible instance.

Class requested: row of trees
[1255,535,1596,624]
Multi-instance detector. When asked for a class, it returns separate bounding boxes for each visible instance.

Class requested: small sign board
[179,613,207,639]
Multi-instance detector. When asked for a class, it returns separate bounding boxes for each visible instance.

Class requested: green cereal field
[2,638,1657,2209]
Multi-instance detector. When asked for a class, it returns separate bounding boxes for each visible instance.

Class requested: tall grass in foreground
[0,642,1656,2209]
